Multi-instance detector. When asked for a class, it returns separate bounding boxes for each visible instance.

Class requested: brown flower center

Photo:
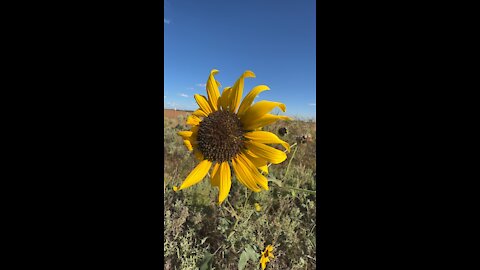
[197,110,245,162]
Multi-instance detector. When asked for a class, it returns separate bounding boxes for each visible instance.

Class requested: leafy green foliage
[238,250,249,270]
[198,252,213,270]
[238,244,260,270]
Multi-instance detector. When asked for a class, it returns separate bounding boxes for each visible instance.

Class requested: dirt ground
[164,109,193,118]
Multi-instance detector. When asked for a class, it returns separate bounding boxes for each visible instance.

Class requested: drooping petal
[243,114,292,130]
[210,162,220,187]
[232,154,262,192]
[237,85,270,117]
[236,153,269,191]
[258,165,268,174]
[218,87,232,111]
[206,69,220,111]
[175,159,212,191]
[217,161,232,204]
[183,140,193,151]
[194,94,213,115]
[244,131,290,152]
[228,71,255,112]
[240,100,286,125]
[186,115,201,126]
[192,109,208,118]
[245,141,287,164]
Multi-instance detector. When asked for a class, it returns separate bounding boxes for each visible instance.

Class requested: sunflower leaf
[245,245,259,260]
[268,176,284,187]
[238,250,249,270]
[198,251,214,270]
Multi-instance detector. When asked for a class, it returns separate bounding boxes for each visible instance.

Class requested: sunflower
[260,245,274,269]
[173,69,291,204]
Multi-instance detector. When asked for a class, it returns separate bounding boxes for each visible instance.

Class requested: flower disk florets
[197,110,245,163]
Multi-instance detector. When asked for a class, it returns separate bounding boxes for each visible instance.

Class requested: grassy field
[164,112,317,269]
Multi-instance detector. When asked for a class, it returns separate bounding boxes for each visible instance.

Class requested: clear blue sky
[164,0,316,119]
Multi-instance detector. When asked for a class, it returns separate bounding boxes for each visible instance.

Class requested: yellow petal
[244,148,260,158]
[218,87,232,111]
[183,140,193,151]
[210,162,220,187]
[259,165,268,174]
[245,141,287,164]
[182,127,198,148]
[186,115,201,126]
[243,149,269,174]
[237,85,270,117]
[176,159,212,191]
[244,131,290,152]
[183,130,198,148]
[236,153,269,190]
[217,161,231,204]
[228,70,255,112]
[206,69,220,111]
[177,131,193,140]
[194,94,213,114]
[190,125,199,138]
[232,154,262,192]
[192,109,208,118]
[240,100,286,126]
[243,114,292,130]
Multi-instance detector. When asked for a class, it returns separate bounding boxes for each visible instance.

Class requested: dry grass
[164,113,316,269]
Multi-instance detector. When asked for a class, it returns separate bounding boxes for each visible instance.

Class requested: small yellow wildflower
[260,245,274,269]
[254,203,262,211]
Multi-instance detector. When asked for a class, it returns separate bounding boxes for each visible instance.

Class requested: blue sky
[164,0,316,119]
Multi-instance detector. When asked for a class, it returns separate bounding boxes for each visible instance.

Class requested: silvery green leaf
[238,250,249,270]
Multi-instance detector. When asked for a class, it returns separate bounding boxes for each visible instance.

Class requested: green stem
[243,189,252,210]
[273,185,316,195]
[213,245,224,255]
[225,199,239,220]
[225,199,240,240]
[283,143,299,179]
[243,210,255,225]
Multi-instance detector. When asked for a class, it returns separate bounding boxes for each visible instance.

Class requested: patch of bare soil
[164,109,193,118]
